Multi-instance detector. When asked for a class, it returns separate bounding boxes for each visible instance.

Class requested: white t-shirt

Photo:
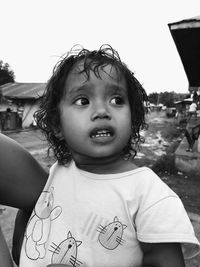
[189,102,197,112]
[19,161,200,267]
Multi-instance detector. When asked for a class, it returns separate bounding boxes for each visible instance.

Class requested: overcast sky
[1,0,200,94]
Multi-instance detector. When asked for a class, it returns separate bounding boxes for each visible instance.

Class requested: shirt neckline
[72,161,149,180]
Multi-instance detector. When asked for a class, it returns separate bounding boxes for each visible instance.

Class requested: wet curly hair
[35,44,148,165]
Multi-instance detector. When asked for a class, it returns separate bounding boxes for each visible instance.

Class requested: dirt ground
[0,111,200,266]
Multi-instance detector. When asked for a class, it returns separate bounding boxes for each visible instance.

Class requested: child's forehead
[63,59,127,95]
[68,59,124,80]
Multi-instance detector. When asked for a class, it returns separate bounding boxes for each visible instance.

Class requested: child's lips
[89,127,114,141]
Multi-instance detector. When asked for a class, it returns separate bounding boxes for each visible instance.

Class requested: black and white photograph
[0,1,200,266]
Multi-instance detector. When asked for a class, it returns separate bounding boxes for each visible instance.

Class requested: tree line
[148,91,189,108]
[0,60,15,86]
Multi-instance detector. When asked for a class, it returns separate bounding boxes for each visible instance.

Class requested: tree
[148,91,187,107]
[148,92,159,105]
[159,91,175,107]
[0,60,15,86]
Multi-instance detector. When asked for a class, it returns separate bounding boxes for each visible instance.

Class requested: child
[17,45,199,266]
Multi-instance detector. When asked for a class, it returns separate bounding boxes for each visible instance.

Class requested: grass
[150,115,185,175]
[152,151,178,174]
[150,114,200,180]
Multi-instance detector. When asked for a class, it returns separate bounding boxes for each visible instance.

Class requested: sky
[0,0,200,94]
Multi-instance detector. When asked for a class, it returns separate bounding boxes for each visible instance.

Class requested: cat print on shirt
[24,187,62,260]
[97,216,127,250]
[49,231,82,266]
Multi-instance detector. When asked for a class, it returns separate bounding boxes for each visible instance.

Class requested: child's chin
[89,150,120,160]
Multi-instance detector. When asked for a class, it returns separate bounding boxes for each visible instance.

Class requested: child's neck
[74,154,137,174]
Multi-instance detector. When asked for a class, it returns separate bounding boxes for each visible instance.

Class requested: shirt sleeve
[134,169,200,259]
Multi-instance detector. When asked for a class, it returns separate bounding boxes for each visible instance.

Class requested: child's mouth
[90,128,114,139]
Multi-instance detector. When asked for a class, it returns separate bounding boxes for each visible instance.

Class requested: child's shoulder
[120,162,173,193]
[119,159,154,177]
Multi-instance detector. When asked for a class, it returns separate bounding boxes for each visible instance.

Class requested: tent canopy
[168,16,200,88]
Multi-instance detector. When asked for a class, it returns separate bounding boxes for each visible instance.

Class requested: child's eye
[74,97,89,106]
[110,96,125,105]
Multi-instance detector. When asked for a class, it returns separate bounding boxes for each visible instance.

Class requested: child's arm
[0,133,48,211]
[0,225,14,267]
[141,242,185,267]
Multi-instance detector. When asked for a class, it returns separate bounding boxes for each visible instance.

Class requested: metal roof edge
[168,16,200,29]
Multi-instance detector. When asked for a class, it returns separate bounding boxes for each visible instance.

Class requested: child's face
[58,61,132,165]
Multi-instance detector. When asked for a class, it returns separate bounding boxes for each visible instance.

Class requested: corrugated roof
[0,82,46,99]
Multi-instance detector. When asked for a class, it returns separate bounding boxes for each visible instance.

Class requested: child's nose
[91,103,111,121]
